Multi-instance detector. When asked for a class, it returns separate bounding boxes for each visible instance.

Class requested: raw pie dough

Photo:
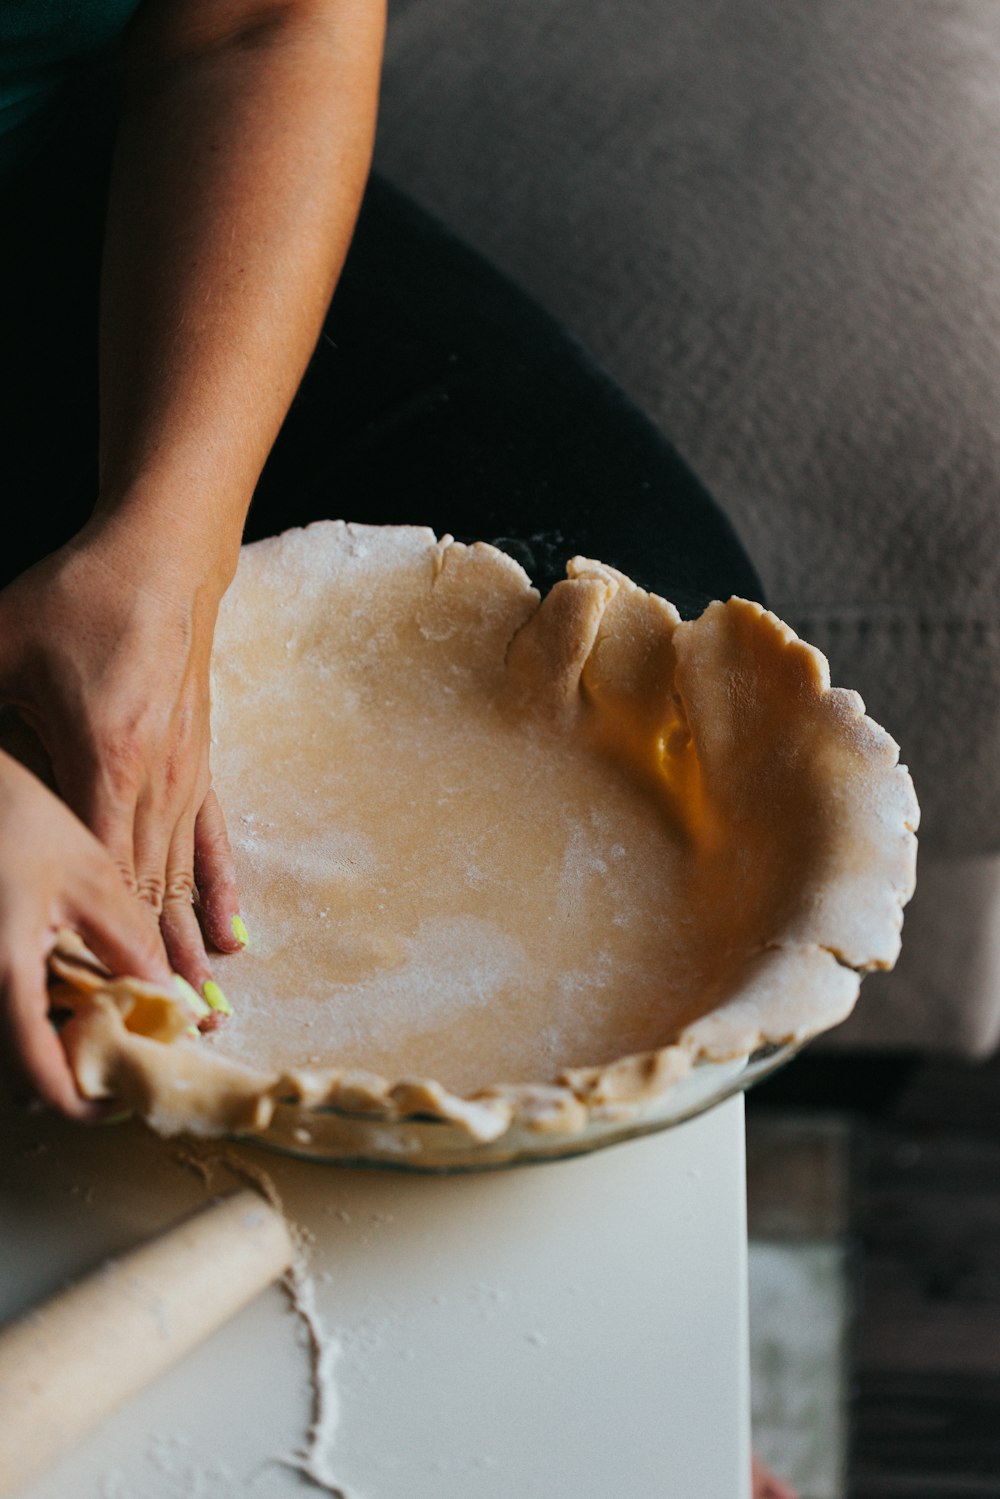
[42,522,918,1148]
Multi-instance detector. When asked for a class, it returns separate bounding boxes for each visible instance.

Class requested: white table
[0,1091,750,1499]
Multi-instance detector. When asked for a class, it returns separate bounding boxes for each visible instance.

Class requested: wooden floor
[749,1049,1000,1499]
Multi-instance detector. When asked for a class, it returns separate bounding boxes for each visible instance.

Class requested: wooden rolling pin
[0,1190,294,1496]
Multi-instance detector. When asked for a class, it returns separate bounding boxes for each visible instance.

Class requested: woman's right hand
[0,749,174,1120]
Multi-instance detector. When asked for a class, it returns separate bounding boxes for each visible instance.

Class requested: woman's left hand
[0,512,244,993]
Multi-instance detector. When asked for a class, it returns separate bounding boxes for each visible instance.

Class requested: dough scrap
[36,522,918,1149]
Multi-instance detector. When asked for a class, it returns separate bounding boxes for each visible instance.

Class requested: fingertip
[1,969,99,1122]
[197,1006,224,1034]
[194,790,242,953]
[58,1091,105,1125]
[203,903,246,955]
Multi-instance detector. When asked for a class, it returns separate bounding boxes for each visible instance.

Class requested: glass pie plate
[236,1042,802,1173]
[36,524,917,1169]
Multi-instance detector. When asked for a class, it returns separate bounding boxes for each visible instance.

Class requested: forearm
[94,0,385,591]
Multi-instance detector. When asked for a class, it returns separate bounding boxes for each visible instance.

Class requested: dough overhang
[30,522,918,1144]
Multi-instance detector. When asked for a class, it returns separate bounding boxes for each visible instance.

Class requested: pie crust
[37,523,918,1156]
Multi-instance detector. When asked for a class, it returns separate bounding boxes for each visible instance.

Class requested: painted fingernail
[231,913,249,948]
[99,1109,134,1126]
[202,979,232,1017]
[174,974,211,1020]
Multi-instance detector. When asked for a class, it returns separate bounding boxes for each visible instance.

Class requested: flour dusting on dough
[37,524,918,1156]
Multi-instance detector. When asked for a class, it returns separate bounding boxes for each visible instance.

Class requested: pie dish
[38,522,918,1168]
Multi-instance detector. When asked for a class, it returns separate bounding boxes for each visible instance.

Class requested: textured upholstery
[836,850,1000,1056]
[374,0,1000,1052]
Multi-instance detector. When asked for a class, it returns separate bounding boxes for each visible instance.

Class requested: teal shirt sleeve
[0,0,142,182]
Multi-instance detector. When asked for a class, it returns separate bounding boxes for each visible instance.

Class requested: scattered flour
[178,1147,365,1499]
[283,1261,360,1499]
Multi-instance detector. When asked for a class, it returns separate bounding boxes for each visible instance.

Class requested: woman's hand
[0,0,386,1064]
[0,513,244,994]
[0,749,174,1117]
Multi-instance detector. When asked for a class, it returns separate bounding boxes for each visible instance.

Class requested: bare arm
[0,0,385,1106]
[97,0,386,582]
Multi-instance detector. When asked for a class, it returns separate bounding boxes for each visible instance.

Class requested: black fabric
[0,61,120,585]
[0,72,762,616]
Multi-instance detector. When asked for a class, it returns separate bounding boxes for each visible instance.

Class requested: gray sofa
[375,0,1000,1055]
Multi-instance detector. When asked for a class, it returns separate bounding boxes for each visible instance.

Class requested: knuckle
[80,854,133,910]
[109,858,138,895]
[164,871,197,907]
[92,857,138,899]
[134,877,165,915]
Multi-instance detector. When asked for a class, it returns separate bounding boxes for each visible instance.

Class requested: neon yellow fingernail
[174,974,211,1019]
[231,914,249,948]
[185,1025,200,1038]
[203,979,232,1016]
[99,1110,134,1126]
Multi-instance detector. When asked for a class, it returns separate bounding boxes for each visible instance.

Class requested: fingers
[159,810,214,995]
[160,805,241,1031]
[194,788,244,954]
[0,952,99,1121]
[131,774,174,919]
[113,776,242,1013]
[71,860,173,990]
[128,731,211,978]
